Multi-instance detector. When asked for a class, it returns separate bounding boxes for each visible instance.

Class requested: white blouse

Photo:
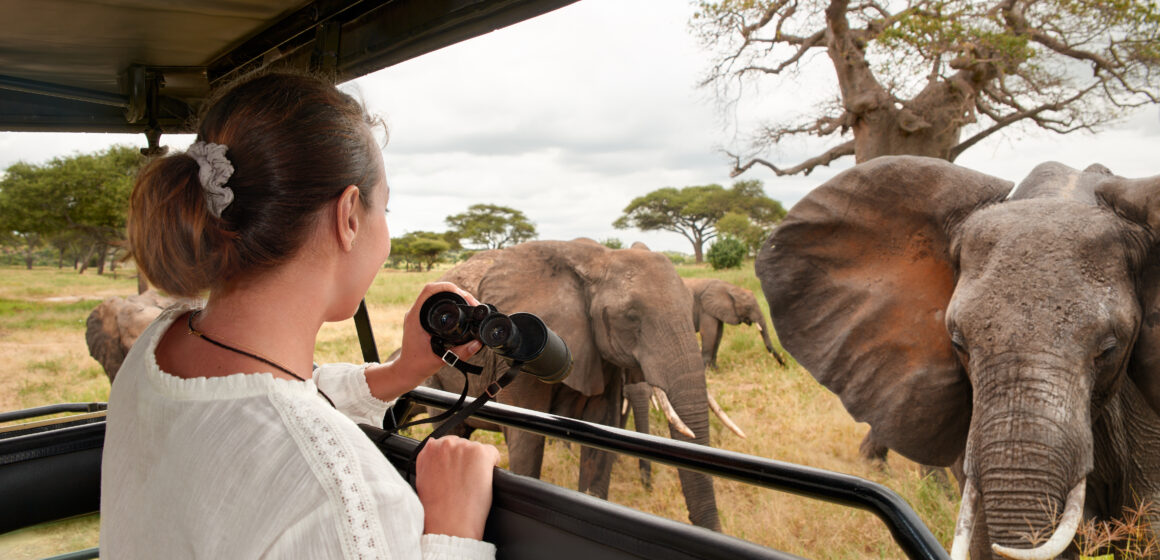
[100,307,496,559]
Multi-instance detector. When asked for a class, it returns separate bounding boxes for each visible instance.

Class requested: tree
[0,162,55,269]
[694,0,1160,177]
[613,180,785,263]
[445,203,537,250]
[0,145,140,272]
[707,236,747,270]
[717,211,769,257]
[391,231,451,271]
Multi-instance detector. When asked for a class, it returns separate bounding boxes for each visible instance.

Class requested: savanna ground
[0,262,960,559]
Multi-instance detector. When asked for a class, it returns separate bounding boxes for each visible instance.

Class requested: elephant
[757,155,1160,559]
[85,290,185,382]
[420,239,723,530]
[683,277,786,369]
[623,276,777,488]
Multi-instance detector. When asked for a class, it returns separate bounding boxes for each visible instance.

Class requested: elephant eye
[950,332,967,355]
[1095,339,1118,365]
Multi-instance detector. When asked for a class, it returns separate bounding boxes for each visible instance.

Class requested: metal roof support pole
[311,21,342,82]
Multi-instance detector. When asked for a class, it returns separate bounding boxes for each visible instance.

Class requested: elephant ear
[475,241,605,396]
[1094,172,1160,415]
[701,280,741,324]
[756,155,1012,466]
[86,298,127,380]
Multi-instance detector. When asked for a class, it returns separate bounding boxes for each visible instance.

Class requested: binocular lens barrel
[428,301,468,338]
[418,291,572,383]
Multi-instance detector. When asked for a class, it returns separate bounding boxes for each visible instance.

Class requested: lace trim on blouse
[272,391,389,559]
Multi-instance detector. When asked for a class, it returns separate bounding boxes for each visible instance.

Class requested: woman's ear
[334,185,361,251]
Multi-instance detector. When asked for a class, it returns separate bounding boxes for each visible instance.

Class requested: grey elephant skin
[625,277,776,488]
[757,155,1160,559]
[85,290,182,382]
[423,239,721,530]
[683,277,785,369]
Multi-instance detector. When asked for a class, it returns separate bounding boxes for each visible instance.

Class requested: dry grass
[2,262,959,559]
[1075,501,1160,559]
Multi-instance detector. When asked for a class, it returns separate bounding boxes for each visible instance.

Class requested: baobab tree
[694,0,1160,176]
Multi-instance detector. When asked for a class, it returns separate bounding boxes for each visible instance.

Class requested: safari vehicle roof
[0,0,577,135]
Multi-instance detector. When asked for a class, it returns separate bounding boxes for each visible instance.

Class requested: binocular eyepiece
[419,292,572,383]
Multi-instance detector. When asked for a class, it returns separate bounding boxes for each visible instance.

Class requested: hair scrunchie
[187,141,235,218]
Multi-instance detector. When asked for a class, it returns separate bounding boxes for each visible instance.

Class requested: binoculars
[419,292,572,383]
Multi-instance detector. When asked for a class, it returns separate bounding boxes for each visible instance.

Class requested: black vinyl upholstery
[0,419,104,534]
[360,425,801,560]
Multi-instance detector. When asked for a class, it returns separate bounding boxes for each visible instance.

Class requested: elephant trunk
[754,316,785,366]
[967,360,1092,558]
[639,328,721,531]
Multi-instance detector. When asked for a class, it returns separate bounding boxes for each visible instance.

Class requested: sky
[1,0,1158,254]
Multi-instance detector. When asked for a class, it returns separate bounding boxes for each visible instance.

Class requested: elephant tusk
[992,481,1086,560]
[622,397,629,416]
[652,387,695,438]
[948,479,977,560]
[707,392,746,439]
[650,393,660,411]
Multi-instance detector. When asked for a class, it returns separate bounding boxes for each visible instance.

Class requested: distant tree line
[1,145,789,274]
[613,179,785,263]
[0,145,140,273]
[389,203,539,271]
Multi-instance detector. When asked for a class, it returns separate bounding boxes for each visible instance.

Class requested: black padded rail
[0,402,106,425]
[398,387,950,560]
[0,420,104,534]
[361,425,802,560]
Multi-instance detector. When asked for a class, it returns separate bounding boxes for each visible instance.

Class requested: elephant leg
[858,431,890,467]
[500,377,552,479]
[699,315,723,370]
[578,373,623,499]
[625,382,653,490]
[503,426,546,479]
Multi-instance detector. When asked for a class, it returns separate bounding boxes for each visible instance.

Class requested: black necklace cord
[186,310,337,408]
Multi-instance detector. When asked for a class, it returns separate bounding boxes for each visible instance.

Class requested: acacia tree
[445,203,537,250]
[614,180,785,262]
[391,231,451,271]
[694,0,1160,176]
[0,162,55,269]
[0,145,139,272]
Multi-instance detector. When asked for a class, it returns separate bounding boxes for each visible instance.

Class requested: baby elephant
[683,277,785,369]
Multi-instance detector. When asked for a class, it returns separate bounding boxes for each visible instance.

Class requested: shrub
[707,237,746,270]
[662,251,689,265]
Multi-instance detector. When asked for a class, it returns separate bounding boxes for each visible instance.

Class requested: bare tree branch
[950,83,1098,160]
[729,140,856,177]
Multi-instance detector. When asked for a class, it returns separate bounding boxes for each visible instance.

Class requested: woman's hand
[415,436,499,540]
[365,282,484,401]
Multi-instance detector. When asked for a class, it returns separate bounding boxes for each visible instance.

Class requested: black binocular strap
[405,363,522,477]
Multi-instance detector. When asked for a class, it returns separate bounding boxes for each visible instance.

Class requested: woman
[100,71,499,559]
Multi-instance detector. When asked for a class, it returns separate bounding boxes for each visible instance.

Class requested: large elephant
[422,239,722,530]
[85,290,184,382]
[683,277,786,369]
[757,155,1160,559]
